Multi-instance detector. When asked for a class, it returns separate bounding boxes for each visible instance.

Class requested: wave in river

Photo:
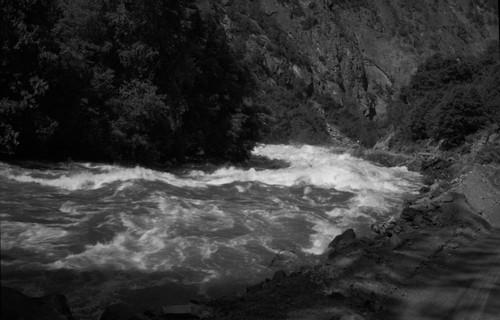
[1,145,416,192]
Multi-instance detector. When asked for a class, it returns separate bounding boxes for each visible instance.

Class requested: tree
[1,0,266,163]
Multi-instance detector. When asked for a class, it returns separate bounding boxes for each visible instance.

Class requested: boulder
[400,207,421,221]
[419,185,431,193]
[410,196,437,211]
[327,229,364,260]
[1,286,74,320]
[328,229,357,250]
[429,180,451,198]
[430,184,443,198]
[389,234,404,250]
[370,216,396,235]
[422,176,434,186]
[406,158,423,172]
[392,224,403,234]
[412,215,425,228]
[423,210,441,224]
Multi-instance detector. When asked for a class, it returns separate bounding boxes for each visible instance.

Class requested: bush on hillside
[387,43,499,150]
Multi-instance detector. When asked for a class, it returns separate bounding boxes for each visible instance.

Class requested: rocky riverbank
[200,179,498,319]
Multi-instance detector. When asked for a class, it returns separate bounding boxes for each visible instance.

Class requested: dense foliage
[1,0,266,163]
[386,44,500,149]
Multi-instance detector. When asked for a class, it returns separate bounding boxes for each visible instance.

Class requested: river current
[0,144,421,319]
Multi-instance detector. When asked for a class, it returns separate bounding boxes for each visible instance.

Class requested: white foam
[235,185,246,192]
[2,165,201,191]
[187,144,420,193]
[1,221,69,251]
[1,145,419,194]
[52,233,152,270]
[59,201,83,216]
[51,193,238,271]
[301,218,342,255]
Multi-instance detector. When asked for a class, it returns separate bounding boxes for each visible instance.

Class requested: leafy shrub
[432,86,487,149]
[108,80,172,162]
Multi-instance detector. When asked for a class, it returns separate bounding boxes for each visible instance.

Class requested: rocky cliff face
[205,0,498,143]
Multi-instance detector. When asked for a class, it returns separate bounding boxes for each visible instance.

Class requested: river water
[0,144,421,319]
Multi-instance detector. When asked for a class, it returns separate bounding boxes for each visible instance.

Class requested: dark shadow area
[1,267,237,320]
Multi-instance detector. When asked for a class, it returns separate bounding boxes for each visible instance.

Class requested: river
[0,144,421,319]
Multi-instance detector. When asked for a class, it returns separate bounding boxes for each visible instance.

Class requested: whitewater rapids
[0,144,421,318]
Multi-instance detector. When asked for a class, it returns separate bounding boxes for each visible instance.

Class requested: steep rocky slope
[208,0,498,143]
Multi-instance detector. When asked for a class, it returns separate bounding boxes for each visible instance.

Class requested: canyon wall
[208,0,498,143]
